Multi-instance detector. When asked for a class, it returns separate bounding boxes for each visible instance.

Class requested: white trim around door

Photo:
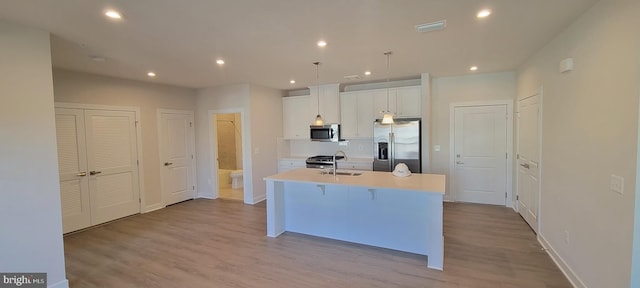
[449,99,514,207]
[208,109,252,203]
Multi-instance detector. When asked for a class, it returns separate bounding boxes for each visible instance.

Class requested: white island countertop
[264,168,445,194]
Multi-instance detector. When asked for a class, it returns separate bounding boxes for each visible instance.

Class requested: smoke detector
[415,20,447,33]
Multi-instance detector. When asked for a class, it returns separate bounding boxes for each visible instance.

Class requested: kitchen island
[264,168,446,270]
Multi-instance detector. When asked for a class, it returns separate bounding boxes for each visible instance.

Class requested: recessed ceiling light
[147,72,156,77]
[317,40,327,47]
[470,66,478,71]
[290,80,296,84]
[216,59,225,65]
[364,71,372,76]
[477,9,492,18]
[105,10,122,19]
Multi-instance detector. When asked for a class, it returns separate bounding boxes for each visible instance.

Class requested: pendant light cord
[314,62,320,116]
[385,51,392,112]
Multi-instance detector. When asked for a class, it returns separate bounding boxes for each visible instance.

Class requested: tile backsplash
[279,138,373,159]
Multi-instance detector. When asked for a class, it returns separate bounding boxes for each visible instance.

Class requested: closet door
[55,108,91,233]
[84,110,140,225]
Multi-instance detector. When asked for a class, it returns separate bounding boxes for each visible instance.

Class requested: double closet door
[56,108,141,233]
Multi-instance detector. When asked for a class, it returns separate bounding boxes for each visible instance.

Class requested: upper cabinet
[339,85,421,139]
[340,90,375,138]
[285,84,421,140]
[371,85,421,118]
[309,84,340,124]
[282,95,311,140]
[394,86,421,117]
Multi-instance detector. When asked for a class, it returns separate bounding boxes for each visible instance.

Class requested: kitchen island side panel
[266,178,444,270]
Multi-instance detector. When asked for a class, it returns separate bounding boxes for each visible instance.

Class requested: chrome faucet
[333,150,347,179]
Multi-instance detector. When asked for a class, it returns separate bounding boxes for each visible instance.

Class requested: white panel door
[84,110,140,225]
[454,105,507,205]
[55,108,91,233]
[159,112,195,205]
[517,95,540,232]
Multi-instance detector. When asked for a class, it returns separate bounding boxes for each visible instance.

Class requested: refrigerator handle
[389,132,395,170]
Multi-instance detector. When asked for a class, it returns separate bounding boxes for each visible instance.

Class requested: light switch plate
[610,174,624,194]
[434,145,441,152]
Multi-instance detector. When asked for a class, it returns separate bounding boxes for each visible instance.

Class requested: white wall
[430,72,517,200]
[0,22,68,288]
[53,70,196,210]
[517,0,639,287]
[248,85,285,202]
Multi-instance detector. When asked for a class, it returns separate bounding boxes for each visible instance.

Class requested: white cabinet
[282,95,311,139]
[340,85,420,139]
[395,86,421,117]
[309,83,340,124]
[340,90,375,138]
[372,86,421,119]
[278,158,306,173]
[372,89,394,119]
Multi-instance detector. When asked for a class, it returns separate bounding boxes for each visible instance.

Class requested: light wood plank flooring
[218,187,244,201]
[64,199,570,288]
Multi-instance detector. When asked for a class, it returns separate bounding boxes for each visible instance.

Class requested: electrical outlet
[564,230,570,245]
[434,145,441,152]
[610,174,624,195]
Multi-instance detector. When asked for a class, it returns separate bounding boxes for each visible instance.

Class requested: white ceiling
[0,0,598,90]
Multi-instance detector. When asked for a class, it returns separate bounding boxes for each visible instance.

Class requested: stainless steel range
[305,155,345,169]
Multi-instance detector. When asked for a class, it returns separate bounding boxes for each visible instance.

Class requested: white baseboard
[143,203,165,213]
[49,279,69,288]
[538,234,587,288]
[250,194,266,204]
[197,194,215,199]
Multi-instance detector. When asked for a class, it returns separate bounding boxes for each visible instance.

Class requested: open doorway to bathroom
[215,113,244,201]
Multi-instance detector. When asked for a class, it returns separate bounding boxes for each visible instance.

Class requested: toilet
[230,170,243,189]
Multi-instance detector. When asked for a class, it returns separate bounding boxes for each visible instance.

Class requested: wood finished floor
[64,199,571,288]
[218,187,244,201]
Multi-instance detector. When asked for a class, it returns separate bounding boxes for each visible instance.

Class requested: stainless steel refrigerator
[373,118,421,173]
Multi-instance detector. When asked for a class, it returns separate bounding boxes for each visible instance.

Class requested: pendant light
[381,51,394,124]
[312,61,324,126]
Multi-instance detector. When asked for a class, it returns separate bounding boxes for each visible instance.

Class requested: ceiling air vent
[415,20,447,33]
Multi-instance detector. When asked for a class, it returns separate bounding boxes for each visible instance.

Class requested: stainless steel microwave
[310,124,340,142]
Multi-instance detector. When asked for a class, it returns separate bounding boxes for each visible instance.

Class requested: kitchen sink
[319,170,363,176]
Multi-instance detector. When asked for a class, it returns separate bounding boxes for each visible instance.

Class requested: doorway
[450,101,513,206]
[214,113,244,201]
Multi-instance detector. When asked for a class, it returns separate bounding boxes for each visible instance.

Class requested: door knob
[89,171,102,176]
[76,172,87,177]
[520,163,530,169]
[164,162,173,166]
